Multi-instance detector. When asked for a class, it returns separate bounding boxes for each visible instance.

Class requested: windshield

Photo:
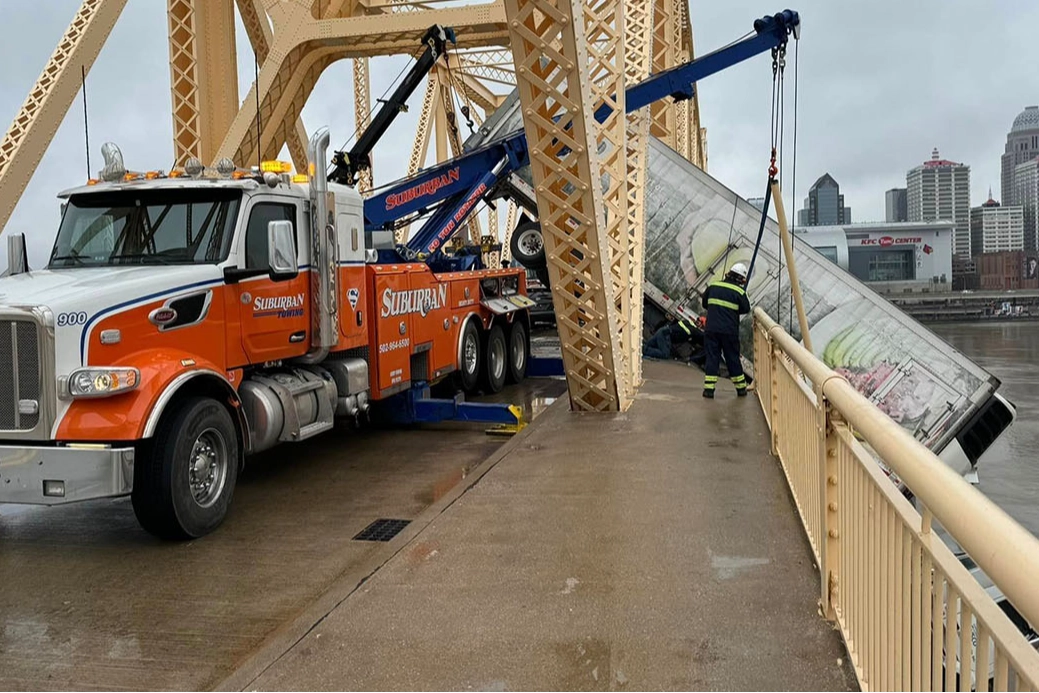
[48,188,241,268]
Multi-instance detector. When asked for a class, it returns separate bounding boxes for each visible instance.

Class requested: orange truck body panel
[62,262,525,442]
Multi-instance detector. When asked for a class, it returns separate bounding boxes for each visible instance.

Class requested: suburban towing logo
[381,284,448,318]
[254,293,305,318]
[384,167,460,210]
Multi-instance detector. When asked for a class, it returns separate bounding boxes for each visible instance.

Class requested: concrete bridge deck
[222,361,856,691]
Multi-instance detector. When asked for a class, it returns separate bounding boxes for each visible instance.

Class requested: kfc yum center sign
[860,236,923,247]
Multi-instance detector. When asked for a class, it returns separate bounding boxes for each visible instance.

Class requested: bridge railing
[753,307,1039,691]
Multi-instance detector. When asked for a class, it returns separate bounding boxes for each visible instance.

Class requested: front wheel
[132,397,240,540]
[506,320,529,384]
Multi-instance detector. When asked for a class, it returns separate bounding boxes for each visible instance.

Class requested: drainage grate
[353,518,411,542]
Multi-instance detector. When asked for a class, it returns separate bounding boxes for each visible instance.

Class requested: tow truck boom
[328,25,456,187]
[364,9,800,262]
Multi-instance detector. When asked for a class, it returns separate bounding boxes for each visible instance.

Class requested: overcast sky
[1,1,1037,266]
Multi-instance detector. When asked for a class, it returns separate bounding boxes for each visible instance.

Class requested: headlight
[67,367,140,398]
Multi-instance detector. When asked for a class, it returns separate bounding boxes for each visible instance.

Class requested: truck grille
[0,319,41,430]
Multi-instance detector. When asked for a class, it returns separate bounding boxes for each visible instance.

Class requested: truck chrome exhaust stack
[299,127,339,364]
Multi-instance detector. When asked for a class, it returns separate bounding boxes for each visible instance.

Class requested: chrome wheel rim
[517,228,543,256]
[464,332,479,374]
[189,428,228,508]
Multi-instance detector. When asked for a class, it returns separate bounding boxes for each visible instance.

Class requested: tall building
[797,173,851,226]
[885,188,908,222]
[907,148,971,258]
[970,194,1024,255]
[1014,157,1039,251]
[1001,106,1039,206]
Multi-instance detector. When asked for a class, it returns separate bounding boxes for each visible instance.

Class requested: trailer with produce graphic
[638,140,1014,480]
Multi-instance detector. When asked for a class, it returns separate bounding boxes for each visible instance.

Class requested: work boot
[702,389,714,399]
[736,388,748,397]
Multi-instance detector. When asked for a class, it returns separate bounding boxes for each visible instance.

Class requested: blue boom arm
[364,9,799,261]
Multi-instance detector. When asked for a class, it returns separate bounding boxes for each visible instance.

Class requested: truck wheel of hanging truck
[510,220,546,269]
[132,397,240,540]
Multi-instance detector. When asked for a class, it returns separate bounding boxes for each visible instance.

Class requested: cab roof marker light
[260,160,292,174]
[292,173,310,183]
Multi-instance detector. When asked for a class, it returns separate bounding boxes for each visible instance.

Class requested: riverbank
[885,289,1039,322]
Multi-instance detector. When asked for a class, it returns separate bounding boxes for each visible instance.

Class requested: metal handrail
[755,306,1039,633]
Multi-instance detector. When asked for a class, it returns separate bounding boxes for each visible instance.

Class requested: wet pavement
[233,361,856,691]
[0,377,566,690]
[929,321,1039,539]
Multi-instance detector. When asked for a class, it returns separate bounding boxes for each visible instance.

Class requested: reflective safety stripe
[678,321,692,336]
[703,382,716,390]
[708,298,740,311]
[711,281,746,295]
[704,375,719,382]
[732,375,746,383]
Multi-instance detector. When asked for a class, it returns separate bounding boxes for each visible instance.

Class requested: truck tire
[457,319,481,394]
[481,324,508,394]
[510,221,546,268]
[506,320,528,384]
[132,397,240,540]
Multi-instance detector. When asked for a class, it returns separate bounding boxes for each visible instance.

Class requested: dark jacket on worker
[701,279,750,335]
[667,319,699,345]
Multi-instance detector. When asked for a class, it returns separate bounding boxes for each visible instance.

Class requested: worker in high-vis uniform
[700,262,752,398]
[643,316,698,360]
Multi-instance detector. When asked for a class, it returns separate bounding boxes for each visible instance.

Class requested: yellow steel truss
[504,0,627,411]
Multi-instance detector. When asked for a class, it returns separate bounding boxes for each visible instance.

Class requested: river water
[929,321,1039,539]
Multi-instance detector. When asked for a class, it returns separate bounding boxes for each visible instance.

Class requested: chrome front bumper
[0,444,134,505]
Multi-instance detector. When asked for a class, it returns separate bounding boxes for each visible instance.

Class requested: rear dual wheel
[506,320,528,384]
[481,325,508,394]
[460,319,530,396]
[457,319,482,394]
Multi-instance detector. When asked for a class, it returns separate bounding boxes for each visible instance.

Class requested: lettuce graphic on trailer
[811,301,957,443]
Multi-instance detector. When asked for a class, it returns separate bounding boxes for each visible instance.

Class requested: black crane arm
[329,24,456,186]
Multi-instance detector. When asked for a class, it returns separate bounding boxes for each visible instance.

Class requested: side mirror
[8,233,28,276]
[267,220,298,281]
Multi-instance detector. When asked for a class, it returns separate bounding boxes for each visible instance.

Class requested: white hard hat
[730,262,748,279]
